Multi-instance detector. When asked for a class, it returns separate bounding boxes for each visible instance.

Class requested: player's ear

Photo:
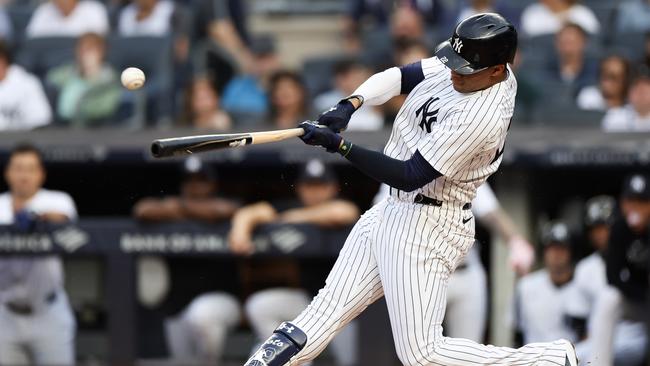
[490,64,505,77]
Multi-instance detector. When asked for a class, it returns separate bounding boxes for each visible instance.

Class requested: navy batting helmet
[435,13,517,75]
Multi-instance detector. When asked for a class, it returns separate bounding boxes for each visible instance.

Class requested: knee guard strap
[244,322,308,366]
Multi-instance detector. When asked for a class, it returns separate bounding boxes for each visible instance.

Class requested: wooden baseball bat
[151,127,306,158]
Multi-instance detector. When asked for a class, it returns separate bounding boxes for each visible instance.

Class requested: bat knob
[151,141,165,158]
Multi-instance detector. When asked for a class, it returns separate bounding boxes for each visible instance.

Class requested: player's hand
[299,121,342,153]
[508,236,535,276]
[317,99,356,132]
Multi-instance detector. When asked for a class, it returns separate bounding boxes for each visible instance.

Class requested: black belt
[4,292,57,316]
[413,194,471,210]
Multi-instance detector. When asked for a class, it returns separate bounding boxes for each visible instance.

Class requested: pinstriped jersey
[384,56,517,203]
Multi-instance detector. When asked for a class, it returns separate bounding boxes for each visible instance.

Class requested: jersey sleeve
[417,106,499,178]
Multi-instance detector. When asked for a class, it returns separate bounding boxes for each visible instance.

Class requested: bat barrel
[150,139,173,158]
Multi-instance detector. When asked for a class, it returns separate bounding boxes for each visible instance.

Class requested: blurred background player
[0,144,77,365]
[513,221,579,344]
[228,159,360,366]
[374,182,535,342]
[569,195,647,365]
[133,157,241,364]
[588,173,650,366]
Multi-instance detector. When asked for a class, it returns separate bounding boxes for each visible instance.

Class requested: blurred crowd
[0,0,649,130]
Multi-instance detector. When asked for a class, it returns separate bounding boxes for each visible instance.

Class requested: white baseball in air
[121,67,146,90]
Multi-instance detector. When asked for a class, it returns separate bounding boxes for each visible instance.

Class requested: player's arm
[473,184,535,275]
[279,200,360,227]
[228,202,278,255]
[317,62,426,132]
[133,197,186,222]
[181,198,240,222]
[299,122,441,192]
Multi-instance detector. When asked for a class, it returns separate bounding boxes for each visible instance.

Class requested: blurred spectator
[514,221,579,344]
[454,0,519,29]
[0,7,11,42]
[0,144,77,366]
[117,0,191,66]
[268,70,310,129]
[577,55,631,112]
[179,76,231,130]
[390,5,426,44]
[615,0,650,34]
[133,157,241,364]
[345,0,446,35]
[0,41,52,130]
[221,36,280,122]
[588,174,650,365]
[568,196,647,365]
[521,0,600,37]
[602,71,650,131]
[393,38,429,66]
[45,33,121,126]
[545,24,597,92]
[26,0,109,38]
[133,157,239,222]
[314,59,383,131]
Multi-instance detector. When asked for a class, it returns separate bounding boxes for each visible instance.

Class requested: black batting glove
[317,98,357,132]
[299,121,342,153]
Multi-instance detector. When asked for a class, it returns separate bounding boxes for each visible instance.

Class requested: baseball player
[244,13,578,366]
[568,196,647,365]
[0,144,77,365]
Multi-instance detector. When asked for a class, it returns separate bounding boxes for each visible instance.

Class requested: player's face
[5,152,45,199]
[587,224,610,252]
[181,177,215,200]
[450,65,504,93]
[296,182,338,207]
[543,245,572,284]
[620,198,650,234]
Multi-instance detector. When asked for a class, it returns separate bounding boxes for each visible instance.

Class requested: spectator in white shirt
[118,0,190,65]
[616,0,650,34]
[577,55,631,111]
[314,59,383,131]
[0,42,52,130]
[26,0,109,38]
[521,0,600,37]
[602,72,650,132]
[0,144,77,366]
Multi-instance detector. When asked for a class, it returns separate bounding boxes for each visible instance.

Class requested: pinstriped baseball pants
[288,197,569,365]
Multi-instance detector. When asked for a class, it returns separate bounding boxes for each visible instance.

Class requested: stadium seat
[107,36,174,126]
[608,32,648,60]
[7,4,35,46]
[14,37,77,79]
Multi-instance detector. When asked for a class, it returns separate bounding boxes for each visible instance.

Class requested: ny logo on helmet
[452,37,463,53]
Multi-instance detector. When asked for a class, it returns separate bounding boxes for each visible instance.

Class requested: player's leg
[444,247,487,342]
[29,292,76,365]
[586,285,622,365]
[243,203,386,366]
[245,288,311,339]
[165,292,241,362]
[376,203,574,366]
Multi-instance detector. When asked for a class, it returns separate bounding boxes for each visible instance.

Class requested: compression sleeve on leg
[339,142,441,192]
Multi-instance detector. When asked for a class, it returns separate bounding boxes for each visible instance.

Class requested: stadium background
[0,0,649,365]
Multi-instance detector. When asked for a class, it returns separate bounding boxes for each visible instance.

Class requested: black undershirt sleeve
[342,145,441,192]
[399,61,425,94]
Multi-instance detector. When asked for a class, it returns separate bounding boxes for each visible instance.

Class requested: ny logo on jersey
[415,97,440,133]
[452,37,463,53]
